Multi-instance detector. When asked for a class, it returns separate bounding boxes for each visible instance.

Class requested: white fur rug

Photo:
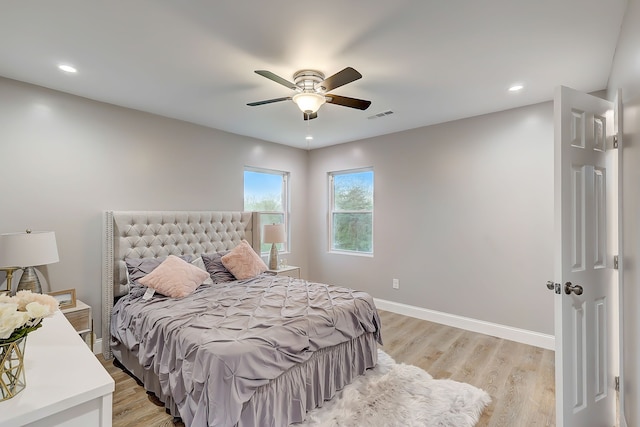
[295,350,491,427]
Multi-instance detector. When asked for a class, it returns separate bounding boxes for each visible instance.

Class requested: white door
[552,85,617,426]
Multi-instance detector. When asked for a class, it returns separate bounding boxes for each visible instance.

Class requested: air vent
[368,110,394,120]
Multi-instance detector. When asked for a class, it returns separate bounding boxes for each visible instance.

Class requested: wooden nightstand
[61,299,93,351]
[266,265,301,279]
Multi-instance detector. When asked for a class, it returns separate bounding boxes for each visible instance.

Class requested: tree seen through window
[244,169,288,254]
[331,169,373,253]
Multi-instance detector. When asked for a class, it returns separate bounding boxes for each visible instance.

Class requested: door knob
[564,281,583,296]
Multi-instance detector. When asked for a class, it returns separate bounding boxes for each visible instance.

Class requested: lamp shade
[263,224,286,244]
[292,92,326,113]
[0,231,59,268]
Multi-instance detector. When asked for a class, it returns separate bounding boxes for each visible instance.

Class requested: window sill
[328,250,374,258]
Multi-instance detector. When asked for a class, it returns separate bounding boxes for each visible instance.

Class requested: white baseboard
[374,298,555,350]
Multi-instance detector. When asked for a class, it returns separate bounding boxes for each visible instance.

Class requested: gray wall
[308,102,555,335]
[0,77,558,343]
[0,77,309,335]
[607,0,639,423]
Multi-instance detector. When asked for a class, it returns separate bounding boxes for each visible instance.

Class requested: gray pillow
[201,252,235,283]
[125,255,192,285]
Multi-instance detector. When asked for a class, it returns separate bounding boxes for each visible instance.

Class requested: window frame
[328,167,374,256]
[243,167,290,256]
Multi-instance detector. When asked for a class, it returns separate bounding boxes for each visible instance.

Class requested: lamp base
[0,267,18,293]
[268,243,279,270]
[15,267,42,294]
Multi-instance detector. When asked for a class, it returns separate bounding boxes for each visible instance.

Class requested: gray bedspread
[111,274,382,426]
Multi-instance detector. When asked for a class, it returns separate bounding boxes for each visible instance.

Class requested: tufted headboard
[101,211,260,359]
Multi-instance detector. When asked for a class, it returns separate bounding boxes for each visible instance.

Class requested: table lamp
[263,224,286,270]
[0,229,59,295]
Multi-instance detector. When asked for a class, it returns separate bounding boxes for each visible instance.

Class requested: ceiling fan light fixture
[292,92,326,113]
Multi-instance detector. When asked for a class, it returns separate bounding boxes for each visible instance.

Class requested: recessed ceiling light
[58,64,77,73]
[508,84,524,92]
[305,136,313,140]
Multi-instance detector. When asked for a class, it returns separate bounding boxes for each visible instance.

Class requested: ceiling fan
[247,67,371,120]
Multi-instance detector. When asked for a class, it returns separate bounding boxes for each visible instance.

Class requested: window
[329,168,373,254]
[244,167,289,254]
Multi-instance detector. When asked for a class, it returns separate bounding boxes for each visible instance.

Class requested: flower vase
[0,336,27,401]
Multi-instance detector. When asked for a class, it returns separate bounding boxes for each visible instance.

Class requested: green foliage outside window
[244,197,282,212]
[331,170,373,253]
[244,169,288,254]
[333,213,373,252]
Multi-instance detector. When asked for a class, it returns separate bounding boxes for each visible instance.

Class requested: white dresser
[0,310,114,427]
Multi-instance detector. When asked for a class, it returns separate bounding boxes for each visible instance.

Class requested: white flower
[0,302,19,318]
[25,301,51,319]
[31,293,59,313]
[0,308,29,340]
[0,291,59,342]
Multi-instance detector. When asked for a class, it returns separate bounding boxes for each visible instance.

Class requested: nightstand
[61,299,93,351]
[266,265,301,279]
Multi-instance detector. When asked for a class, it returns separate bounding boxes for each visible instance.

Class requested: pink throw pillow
[138,255,209,298]
[221,240,267,280]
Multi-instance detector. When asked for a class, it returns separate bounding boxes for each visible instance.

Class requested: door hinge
[614,255,619,270]
[613,134,619,149]
[615,376,620,392]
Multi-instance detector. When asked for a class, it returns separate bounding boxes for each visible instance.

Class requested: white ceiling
[0,1,628,149]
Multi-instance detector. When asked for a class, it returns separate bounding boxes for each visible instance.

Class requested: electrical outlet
[392,278,399,289]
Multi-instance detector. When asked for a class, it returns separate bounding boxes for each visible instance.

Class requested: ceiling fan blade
[254,70,297,90]
[303,112,318,120]
[317,67,362,92]
[247,97,291,106]
[326,94,371,110]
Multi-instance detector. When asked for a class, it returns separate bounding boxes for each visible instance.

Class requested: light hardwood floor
[99,310,555,426]
[377,310,555,426]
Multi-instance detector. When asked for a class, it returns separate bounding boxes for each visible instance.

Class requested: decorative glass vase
[0,336,27,401]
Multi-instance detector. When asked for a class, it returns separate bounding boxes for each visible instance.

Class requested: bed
[101,211,382,426]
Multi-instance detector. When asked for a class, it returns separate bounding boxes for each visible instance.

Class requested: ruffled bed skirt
[111,332,379,426]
